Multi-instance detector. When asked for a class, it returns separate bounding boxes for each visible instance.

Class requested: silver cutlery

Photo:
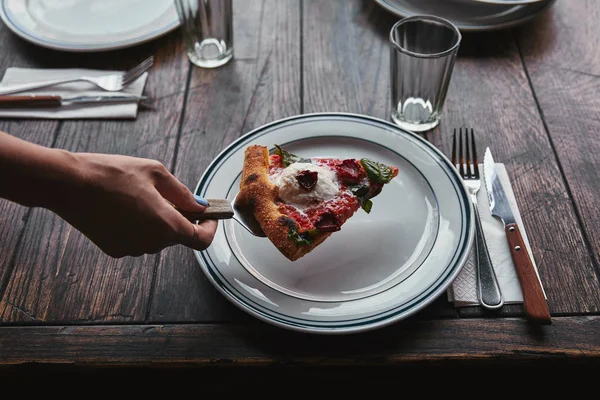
[0,94,147,107]
[176,194,266,238]
[452,128,504,310]
[483,147,551,324]
[0,56,154,95]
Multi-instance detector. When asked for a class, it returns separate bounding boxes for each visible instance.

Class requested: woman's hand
[49,152,218,258]
[0,131,215,258]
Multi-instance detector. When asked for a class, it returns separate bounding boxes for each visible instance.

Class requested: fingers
[159,199,218,251]
[173,217,218,251]
[154,169,206,212]
[187,220,219,251]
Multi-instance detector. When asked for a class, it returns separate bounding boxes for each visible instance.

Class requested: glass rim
[389,15,462,59]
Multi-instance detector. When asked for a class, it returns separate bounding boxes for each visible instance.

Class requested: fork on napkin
[447,163,546,308]
[0,67,149,120]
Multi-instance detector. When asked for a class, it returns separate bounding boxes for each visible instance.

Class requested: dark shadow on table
[358,0,557,60]
[512,3,557,60]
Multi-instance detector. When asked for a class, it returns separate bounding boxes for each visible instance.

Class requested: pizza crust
[234,145,332,261]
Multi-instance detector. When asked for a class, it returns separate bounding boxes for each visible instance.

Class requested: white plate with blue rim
[0,0,180,52]
[194,113,474,334]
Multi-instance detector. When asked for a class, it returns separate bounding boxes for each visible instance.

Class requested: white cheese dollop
[275,162,339,208]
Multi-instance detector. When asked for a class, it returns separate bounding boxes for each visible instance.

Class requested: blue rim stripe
[221,136,441,304]
[194,113,473,331]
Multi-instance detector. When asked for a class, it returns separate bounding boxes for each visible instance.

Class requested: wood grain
[0,316,598,367]
[0,31,190,323]
[516,0,600,313]
[148,0,301,322]
[303,0,397,117]
[433,27,600,317]
[0,21,60,312]
[302,0,455,318]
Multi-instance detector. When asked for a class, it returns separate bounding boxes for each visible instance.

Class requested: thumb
[159,200,218,251]
[179,219,219,251]
[155,170,206,212]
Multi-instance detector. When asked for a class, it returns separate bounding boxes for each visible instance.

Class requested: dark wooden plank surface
[0,0,599,368]
[1,316,599,367]
[515,0,600,312]
[301,0,600,319]
[148,0,301,322]
[437,24,600,317]
[0,22,60,312]
[302,0,458,319]
[0,33,190,323]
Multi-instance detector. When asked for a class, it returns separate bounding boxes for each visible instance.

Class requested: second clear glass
[389,15,461,132]
[174,0,234,68]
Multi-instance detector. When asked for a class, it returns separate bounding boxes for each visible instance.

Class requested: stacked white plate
[374,0,556,31]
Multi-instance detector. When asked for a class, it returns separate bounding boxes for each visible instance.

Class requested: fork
[452,128,504,310]
[0,56,154,96]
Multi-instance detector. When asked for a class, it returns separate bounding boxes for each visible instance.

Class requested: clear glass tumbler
[389,15,461,132]
[174,0,234,68]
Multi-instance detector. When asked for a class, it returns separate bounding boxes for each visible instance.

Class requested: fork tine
[452,128,457,167]
[459,128,465,177]
[471,128,479,178]
[123,56,154,80]
[465,128,472,178]
[123,57,154,81]
[121,60,148,83]
[122,61,153,86]
[121,56,154,86]
[120,63,152,88]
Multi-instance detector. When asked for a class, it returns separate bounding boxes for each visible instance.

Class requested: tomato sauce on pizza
[235,144,399,261]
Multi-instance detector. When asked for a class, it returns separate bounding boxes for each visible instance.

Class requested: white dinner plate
[0,0,180,52]
[374,0,556,32]
[193,113,474,334]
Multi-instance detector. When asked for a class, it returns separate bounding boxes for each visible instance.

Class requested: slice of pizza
[234,144,399,261]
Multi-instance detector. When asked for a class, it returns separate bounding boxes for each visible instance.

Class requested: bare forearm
[0,130,217,257]
[0,130,81,209]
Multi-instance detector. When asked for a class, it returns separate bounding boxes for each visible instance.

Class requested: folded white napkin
[447,163,546,307]
[0,67,148,119]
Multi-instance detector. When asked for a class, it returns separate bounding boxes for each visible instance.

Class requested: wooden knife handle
[0,95,62,107]
[176,199,234,221]
[505,222,552,325]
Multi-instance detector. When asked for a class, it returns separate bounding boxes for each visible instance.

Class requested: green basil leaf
[350,184,369,197]
[288,227,318,246]
[361,199,373,214]
[273,144,312,167]
[360,158,393,184]
[349,184,373,214]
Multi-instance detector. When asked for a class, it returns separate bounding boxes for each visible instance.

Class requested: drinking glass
[174,0,234,68]
[389,15,461,132]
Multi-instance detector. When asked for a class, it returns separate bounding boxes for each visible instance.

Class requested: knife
[483,147,551,325]
[0,94,147,108]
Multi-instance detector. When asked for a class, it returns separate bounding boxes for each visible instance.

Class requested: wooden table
[1,0,599,379]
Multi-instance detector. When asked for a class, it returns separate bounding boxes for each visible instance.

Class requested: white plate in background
[0,0,180,52]
[374,0,556,32]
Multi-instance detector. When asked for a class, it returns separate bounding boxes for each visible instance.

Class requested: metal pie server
[483,148,551,325]
[176,194,266,237]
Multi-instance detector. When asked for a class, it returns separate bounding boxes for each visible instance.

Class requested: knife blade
[483,147,551,325]
[0,94,147,108]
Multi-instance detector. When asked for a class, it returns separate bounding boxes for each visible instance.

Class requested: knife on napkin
[483,147,552,325]
[0,94,147,108]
